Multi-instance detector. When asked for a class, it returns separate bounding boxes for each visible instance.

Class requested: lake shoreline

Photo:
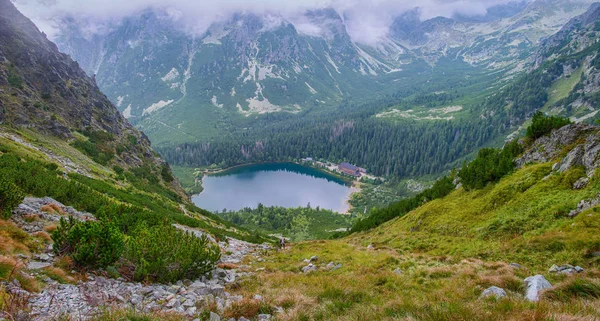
[200,161,356,184]
[191,161,362,214]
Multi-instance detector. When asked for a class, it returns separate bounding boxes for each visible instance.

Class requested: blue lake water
[192,163,353,213]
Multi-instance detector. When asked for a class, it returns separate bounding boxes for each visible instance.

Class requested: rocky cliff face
[0,0,184,195]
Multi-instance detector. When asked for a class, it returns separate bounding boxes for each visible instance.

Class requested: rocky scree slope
[3,196,272,321]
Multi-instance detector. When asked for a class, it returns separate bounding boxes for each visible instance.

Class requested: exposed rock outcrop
[517,124,600,177]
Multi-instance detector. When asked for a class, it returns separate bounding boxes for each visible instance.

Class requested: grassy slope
[236,161,600,320]
[352,163,600,268]
[0,127,265,243]
[544,67,584,109]
[171,165,203,195]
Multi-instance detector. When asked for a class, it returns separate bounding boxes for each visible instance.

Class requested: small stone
[186,307,197,316]
[575,266,584,273]
[326,262,335,269]
[183,298,195,307]
[480,286,507,299]
[253,294,263,301]
[560,268,577,275]
[16,254,29,260]
[548,264,560,273]
[35,253,51,262]
[591,251,600,257]
[393,268,402,275]
[238,317,250,321]
[302,264,317,273]
[524,275,552,302]
[27,261,51,270]
[209,312,220,321]
[209,284,225,296]
[258,314,271,321]
[309,256,318,262]
[509,263,522,269]
[166,298,180,308]
[366,244,374,250]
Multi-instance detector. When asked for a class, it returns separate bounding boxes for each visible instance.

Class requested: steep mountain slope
[477,1,600,142]
[0,0,180,194]
[0,0,263,275]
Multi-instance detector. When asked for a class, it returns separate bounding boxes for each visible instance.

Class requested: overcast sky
[13,0,528,44]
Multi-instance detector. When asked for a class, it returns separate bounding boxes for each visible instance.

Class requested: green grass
[171,165,203,195]
[236,239,600,321]
[544,66,583,109]
[351,162,600,269]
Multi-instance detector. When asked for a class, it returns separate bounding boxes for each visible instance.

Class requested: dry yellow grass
[218,262,239,270]
[32,231,52,243]
[0,220,31,255]
[40,203,64,215]
[44,223,57,233]
[42,266,76,284]
[235,240,600,321]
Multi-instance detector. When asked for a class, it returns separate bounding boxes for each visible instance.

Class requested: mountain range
[54,0,596,147]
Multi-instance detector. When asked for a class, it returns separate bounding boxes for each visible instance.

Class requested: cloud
[12,0,528,44]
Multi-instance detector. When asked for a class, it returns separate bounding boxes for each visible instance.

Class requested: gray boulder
[524,275,552,302]
[573,177,589,189]
[209,312,220,321]
[302,264,317,273]
[549,264,583,274]
[480,286,507,299]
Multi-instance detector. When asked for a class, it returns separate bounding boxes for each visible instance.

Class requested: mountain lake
[192,163,355,213]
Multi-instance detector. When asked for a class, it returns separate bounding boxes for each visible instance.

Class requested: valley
[2,0,600,320]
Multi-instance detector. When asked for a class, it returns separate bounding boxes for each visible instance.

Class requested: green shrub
[123,224,220,283]
[0,173,24,219]
[112,166,124,175]
[526,111,572,140]
[161,165,174,183]
[73,139,114,165]
[7,65,23,89]
[351,176,455,233]
[52,218,125,269]
[458,141,523,190]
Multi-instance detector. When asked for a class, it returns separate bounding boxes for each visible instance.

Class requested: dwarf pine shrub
[52,218,124,269]
[123,224,221,283]
[526,111,572,140]
[0,173,24,219]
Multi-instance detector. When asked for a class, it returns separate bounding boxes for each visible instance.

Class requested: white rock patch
[161,68,180,82]
[143,100,174,116]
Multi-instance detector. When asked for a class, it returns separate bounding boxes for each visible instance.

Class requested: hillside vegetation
[235,122,600,320]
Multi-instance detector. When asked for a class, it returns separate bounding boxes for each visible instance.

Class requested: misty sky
[13,0,528,44]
